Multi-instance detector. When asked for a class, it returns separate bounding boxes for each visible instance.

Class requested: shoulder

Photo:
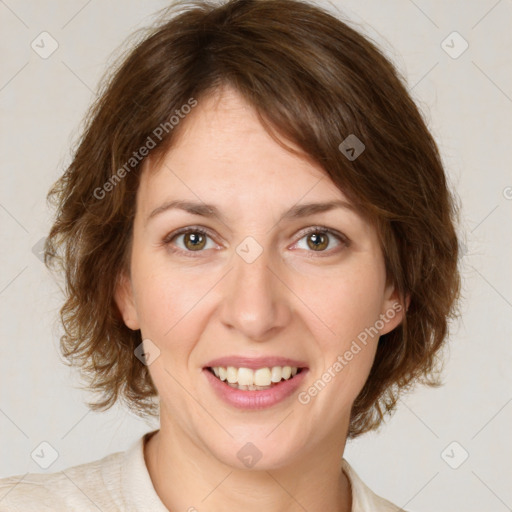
[342,459,407,512]
[0,449,125,512]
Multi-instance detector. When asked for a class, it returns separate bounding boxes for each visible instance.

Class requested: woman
[0,0,460,510]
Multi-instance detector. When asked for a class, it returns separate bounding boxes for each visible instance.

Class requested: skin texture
[115,85,405,512]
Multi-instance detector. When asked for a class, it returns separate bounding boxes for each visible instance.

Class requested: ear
[378,280,410,336]
[114,270,140,331]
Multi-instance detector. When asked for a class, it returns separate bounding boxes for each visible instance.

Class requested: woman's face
[115,85,404,469]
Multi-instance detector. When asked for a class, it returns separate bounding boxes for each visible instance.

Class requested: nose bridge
[219,239,290,340]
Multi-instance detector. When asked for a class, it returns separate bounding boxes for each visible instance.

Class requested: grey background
[1,1,511,511]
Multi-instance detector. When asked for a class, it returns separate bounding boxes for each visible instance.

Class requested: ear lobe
[114,271,140,331]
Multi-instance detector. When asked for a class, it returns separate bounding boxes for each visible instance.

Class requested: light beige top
[0,430,403,511]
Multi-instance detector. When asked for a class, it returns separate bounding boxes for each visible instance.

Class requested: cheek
[130,249,216,356]
[300,263,387,348]
[131,265,207,406]
[297,264,386,402]
[129,242,177,322]
[134,273,203,340]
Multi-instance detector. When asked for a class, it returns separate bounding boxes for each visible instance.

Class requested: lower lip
[203,368,308,410]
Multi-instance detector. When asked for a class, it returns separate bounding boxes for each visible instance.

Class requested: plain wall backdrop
[1,1,511,511]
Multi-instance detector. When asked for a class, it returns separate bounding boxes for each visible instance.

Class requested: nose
[218,243,292,341]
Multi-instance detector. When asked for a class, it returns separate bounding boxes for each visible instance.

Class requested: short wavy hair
[45,0,461,438]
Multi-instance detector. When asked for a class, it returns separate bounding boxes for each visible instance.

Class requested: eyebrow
[146,199,355,226]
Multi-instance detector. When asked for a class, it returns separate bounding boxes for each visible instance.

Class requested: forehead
[138,86,350,211]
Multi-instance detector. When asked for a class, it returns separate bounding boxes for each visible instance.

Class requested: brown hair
[45,0,460,438]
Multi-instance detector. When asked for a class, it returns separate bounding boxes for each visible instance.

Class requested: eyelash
[161,225,350,258]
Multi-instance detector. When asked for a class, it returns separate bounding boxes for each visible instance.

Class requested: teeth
[254,368,271,386]
[271,366,282,383]
[237,367,254,386]
[210,365,300,387]
[226,366,238,383]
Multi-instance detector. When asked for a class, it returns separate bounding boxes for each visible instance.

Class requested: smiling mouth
[207,365,305,391]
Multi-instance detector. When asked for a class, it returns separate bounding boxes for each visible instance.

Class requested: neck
[144,423,352,512]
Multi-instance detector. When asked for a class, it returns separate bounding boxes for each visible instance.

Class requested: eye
[291,226,349,256]
[162,226,218,256]
[162,225,350,258]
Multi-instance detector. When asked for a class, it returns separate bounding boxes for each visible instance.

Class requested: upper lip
[204,356,308,370]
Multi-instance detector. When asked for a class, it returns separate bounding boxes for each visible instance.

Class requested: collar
[122,429,168,512]
[121,430,397,512]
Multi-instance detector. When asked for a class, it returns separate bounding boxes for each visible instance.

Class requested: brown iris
[184,232,207,251]
[307,232,329,251]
